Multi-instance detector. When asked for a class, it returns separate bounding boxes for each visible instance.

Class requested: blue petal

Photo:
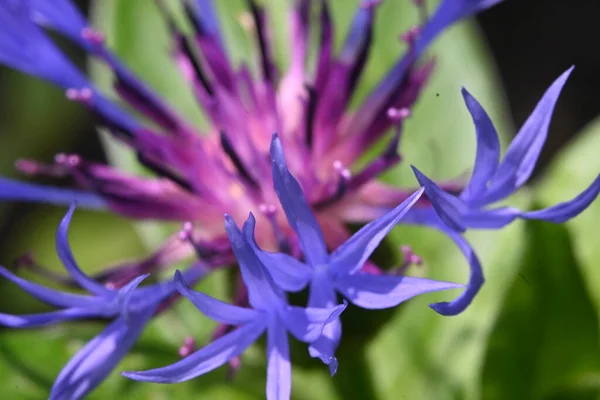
[226,214,285,311]
[522,174,600,223]
[0,4,89,88]
[117,273,150,319]
[329,188,425,276]
[484,68,574,203]
[462,207,519,229]
[429,227,484,316]
[280,301,346,343]
[131,264,209,307]
[191,0,224,43]
[270,134,329,266]
[30,0,88,46]
[402,209,485,315]
[50,313,153,400]
[0,178,106,209]
[339,2,374,65]
[307,273,342,376]
[122,320,267,383]
[459,88,501,204]
[412,166,467,232]
[266,319,291,400]
[335,273,463,310]
[57,205,113,297]
[0,308,99,328]
[242,213,312,292]
[0,265,100,309]
[174,269,258,325]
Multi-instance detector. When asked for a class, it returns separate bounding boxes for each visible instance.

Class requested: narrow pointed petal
[459,88,501,203]
[429,227,484,316]
[50,313,153,400]
[57,205,113,297]
[329,188,424,276]
[462,207,519,229]
[339,1,374,83]
[117,273,150,319]
[522,174,600,223]
[402,210,485,315]
[0,266,99,309]
[174,270,258,324]
[266,320,291,400]
[122,320,267,383]
[306,273,342,375]
[335,273,462,310]
[280,302,346,343]
[29,0,88,46]
[485,68,574,202]
[132,263,209,306]
[226,214,285,310]
[190,0,224,43]
[0,178,106,209]
[270,135,329,265]
[242,214,312,292]
[0,4,88,88]
[412,166,467,232]
[0,308,100,328]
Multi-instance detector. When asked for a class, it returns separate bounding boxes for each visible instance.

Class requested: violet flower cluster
[0,0,598,399]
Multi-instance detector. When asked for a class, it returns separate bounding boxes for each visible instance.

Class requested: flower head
[0,205,207,399]
[123,214,346,400]
[411,68,600,232]
[239,135,463,372]
[0,0,505,270]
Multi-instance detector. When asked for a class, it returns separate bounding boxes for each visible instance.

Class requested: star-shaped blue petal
[238,135,463,372]
[122,214,346,400]
[411,67,600,232]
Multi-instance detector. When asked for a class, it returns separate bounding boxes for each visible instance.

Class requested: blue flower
[122,215,346,400]
[0,205,207,400]
[411,68,600,232]
[235,135,463,374]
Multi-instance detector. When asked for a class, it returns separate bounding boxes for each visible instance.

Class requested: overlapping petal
[242,213,312,292]
[174,270,258,325]
[270,135,329,266]
[122,320,267,383]
[50,311,155,400]
[329,188,425,275]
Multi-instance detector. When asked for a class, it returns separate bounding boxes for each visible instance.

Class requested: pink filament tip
[81,27,105,46]
[387,107,411,121]
[400,26,421,44]
[259,203,277,217]
[178,336,195,358]
[178,222,194,241]
[400,245,422,266]
[333,161,351,181]
[65,87,93,103]
[15,159,40,175]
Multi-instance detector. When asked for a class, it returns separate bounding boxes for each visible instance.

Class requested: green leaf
[481,220,600,399]
[535,117,600,311]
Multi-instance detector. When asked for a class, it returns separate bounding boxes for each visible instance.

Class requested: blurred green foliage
[0,0,598,399]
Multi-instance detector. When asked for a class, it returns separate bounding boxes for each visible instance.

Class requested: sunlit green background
[0,0,599,399]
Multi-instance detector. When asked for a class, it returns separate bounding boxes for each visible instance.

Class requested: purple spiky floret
[0,0,505,268]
